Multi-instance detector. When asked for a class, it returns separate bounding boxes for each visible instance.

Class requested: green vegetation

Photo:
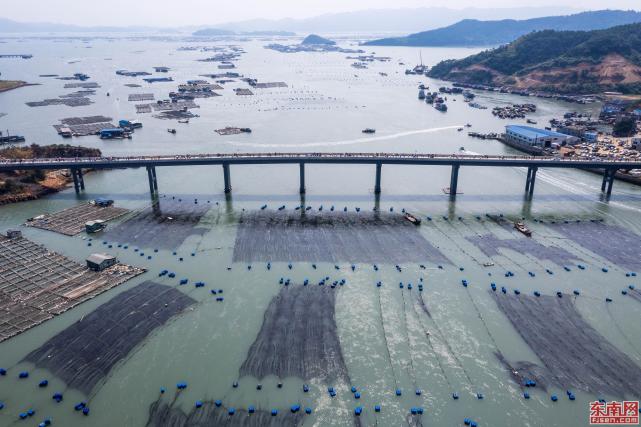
[613,117,638,137]
[427,23,641,94]
[0,144,101,197]
[0,144,101,160]
[365,10,641,47]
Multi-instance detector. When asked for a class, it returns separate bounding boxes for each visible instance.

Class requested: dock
[0,235,144,342]
[24,202,130,235]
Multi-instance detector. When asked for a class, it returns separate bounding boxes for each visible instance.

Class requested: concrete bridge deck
[0,152,637,197]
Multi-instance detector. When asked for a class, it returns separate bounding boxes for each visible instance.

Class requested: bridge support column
[77,169,85,190]
[449,165,460,196]
[374,162,382,194]
[527,166,538,197]
[606,169,616,196]
[71,169,80,194]
[146,166,158,199]
[525,167,533,193]
[299,162,305,194]
[223,163,232,193]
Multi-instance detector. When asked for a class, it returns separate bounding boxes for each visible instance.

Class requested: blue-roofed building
[504,125,579,149]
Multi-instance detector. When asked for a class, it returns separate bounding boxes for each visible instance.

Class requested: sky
[2,0,641,27]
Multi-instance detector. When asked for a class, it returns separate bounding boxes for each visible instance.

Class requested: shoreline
[497,137,641,186]
[0,170,74,205]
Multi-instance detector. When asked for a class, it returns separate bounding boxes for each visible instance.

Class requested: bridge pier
[525,166,537,197]
[146,166,158,198]
[71,169,80,194]
[223,163,232,193]
[606,169,616,196]
[70,168,84,193]
[449,165,460,196]
[374,162,382,194]
[299,163,305,194]
[77,169,85,190]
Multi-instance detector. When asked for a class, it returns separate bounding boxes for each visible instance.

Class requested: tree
[613,117,637,137]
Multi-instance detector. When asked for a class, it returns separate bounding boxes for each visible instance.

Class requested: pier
[0,152,638,198]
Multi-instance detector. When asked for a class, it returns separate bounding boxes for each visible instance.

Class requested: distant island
[0,144,100,205]
[427,23,641,95]
[365,10,641,47]
[192,28,295,36]
[301,34,335,45]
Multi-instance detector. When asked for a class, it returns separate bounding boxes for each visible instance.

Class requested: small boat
[483,261,495,267]
[435,103,448,112]
[418,89,426,100]
[526,119,537,124]
[465,123,472,127]
[459,146,465,151]
[167,128,176,134]
[404,212,421,225]
[457,127,464,131]
[178,119,189,124]
[362,128,376,134]
[514,221,532,237]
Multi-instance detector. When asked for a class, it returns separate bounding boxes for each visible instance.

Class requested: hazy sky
[3,0,640,26]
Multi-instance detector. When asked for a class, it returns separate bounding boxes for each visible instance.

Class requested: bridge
[0,152,638,198]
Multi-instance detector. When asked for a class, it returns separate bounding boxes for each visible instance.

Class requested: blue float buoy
[551,395,558,402]
[354,406,362,416]
[248,405,255,414]
[52,392,63,402]
[524,392,530,399]
[305,407,312,414]
[303,384,309,393]
[38,379,48,387]
[271,409,278,416]
[354,392,361,399]
[395,389,402,396]
[452,392,459,400]
[228,407,235,415]
[291,404,300,413]
[195,401,203,408]
[18,371,29,379]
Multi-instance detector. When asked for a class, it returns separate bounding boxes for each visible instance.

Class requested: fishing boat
[514,221,532,237]
[362,128,376,134]
[167,128,177,134]
[418,89,426,100]
[435,103,448,112]
[404,212,421,225]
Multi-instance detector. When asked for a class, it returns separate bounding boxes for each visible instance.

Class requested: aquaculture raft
[24,203,129,236]
[0,236,144,342]
[24,281,194,394]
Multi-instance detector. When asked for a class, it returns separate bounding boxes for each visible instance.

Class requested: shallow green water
[0,36,639,427]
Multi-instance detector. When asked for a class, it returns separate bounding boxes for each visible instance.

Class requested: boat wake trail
[224,125,464,148]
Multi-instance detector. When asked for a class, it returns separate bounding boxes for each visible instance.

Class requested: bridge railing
[0,152,640,165]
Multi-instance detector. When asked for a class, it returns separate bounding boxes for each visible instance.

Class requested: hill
[365,10,641,47]
[427,23,641,94]
[301,34,335,45]
[192,28,235,36]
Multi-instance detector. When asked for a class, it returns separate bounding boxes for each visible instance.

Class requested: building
[99,128,125,139]
[504,125,579,149]
[86,253,117,271]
